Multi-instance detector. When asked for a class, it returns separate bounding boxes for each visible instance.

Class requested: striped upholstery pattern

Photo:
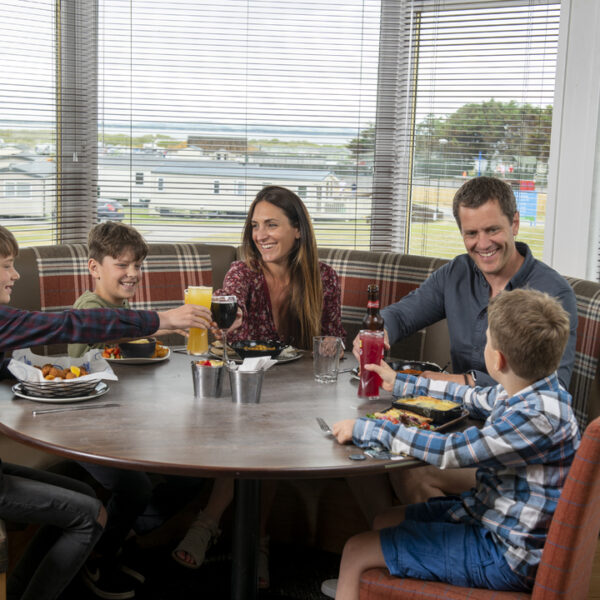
[33,243,212,312]
[359,416,600,600]
[317,248,447,327]
[565,277,600,428]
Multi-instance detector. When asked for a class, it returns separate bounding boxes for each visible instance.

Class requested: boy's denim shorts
[379,497,530,592]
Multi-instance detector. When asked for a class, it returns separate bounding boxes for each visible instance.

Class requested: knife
[32,402,120,416]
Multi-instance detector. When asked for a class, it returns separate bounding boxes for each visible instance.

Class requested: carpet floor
[62,539,340,600]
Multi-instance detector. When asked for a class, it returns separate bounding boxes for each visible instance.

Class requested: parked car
[97,199,125,222]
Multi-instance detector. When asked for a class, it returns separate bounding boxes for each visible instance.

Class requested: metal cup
[227,367,265,404]
[191,361,225,398]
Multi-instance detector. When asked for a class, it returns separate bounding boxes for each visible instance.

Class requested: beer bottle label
[367,300,380,309]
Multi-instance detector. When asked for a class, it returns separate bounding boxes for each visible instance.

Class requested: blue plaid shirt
[0,305,159,377]
[352,373,580,581]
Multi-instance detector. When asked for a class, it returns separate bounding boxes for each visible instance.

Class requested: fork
[316,417,332,434]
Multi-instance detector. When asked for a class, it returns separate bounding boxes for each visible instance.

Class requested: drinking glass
[357,329,385,398]
[210,295,238,360]
[313,336,342,383]
[185,286,213,355]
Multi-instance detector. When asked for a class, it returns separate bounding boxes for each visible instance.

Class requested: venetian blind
[0,0,97,246]
[97,0,382,249]
[374,0,561,258]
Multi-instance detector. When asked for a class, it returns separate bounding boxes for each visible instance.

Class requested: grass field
[9,184,547,261]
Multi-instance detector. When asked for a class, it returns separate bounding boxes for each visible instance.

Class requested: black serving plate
[351,358,444,380]
[392,397,463,424]
[229,339,286,360]
[367,405,469,432]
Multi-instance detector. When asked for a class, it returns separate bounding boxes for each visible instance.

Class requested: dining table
[0,349,422,600]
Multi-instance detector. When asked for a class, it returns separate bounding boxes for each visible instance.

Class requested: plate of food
[366,396,468,432]
[102,341,170,364]
[351,358,445,381]
[12,381,110,403]
[209,340,302,364]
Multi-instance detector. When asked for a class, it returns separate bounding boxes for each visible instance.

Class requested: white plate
[12,381,110,403]
[104,348,171,365]
[209,346,303,364]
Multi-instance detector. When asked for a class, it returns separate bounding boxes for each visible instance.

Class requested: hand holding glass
[211,295,238,358]
[185,286,213,355]
[358,329,385,398]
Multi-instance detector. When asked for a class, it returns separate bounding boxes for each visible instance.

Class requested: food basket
[8,348,118,399]
[392,396,463,425]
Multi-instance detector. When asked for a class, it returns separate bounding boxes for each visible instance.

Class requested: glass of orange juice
[185,286,213,355]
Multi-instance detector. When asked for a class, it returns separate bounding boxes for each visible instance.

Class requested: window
[375,1,561,258]
[1,1,568,260]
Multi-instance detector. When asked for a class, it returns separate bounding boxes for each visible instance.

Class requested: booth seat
[2,242,599,553]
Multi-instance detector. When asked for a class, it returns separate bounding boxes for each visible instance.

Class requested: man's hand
[332,419,356,444]
[157,304,214,332]
[363,360,397,392]
[352,329,390,361]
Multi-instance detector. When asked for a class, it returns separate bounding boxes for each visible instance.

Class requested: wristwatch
[468,370,477,386]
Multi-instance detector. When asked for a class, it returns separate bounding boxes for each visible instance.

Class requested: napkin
[236,356,278,372]
[8,348,118,383]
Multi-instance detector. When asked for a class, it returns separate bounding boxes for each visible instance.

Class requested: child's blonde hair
[0,225,19,258]
[487,288,570,382]
[88,222,148,263]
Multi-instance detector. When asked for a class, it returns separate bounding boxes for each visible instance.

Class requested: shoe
[82,561,137,600]
[321,578,338,599]
[117,543,146,584]
[171,512,220,569]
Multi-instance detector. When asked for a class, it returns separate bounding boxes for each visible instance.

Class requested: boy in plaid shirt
[329,288,579,599]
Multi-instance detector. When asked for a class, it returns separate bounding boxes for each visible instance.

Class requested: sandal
[171,513,220,569]
[258,535,270,589]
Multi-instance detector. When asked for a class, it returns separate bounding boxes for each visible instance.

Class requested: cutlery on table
[316,417,333,434]
[32,402,120,416]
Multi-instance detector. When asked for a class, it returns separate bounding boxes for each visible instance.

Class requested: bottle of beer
[361,284,384,331]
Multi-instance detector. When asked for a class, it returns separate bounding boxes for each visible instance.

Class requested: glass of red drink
[358,329,385,399]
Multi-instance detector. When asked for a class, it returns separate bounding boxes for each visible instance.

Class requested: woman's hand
[364,359,397,392]
[332,419,356,444]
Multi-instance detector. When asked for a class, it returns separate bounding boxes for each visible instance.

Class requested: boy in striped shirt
[329,288,579,599]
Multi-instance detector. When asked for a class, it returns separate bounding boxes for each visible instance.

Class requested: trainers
[321,578,338,599]
[82,561,137,600]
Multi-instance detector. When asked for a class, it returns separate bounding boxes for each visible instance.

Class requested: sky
[1,0,560,139]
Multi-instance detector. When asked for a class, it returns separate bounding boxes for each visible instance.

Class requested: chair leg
[0,571,6,600]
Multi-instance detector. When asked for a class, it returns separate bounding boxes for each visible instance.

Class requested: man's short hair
[0,225,19,258]
[487,288,570,383]
[452,176,517,229]
[88,222,148,263]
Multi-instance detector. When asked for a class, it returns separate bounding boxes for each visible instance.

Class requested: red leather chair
[359,416,600,600]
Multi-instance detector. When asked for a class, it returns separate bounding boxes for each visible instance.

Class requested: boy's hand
[352,329,390,362]
[364,360,397,392]
[154,328,188,338]
[332,419,356,444]
[157,304,213,332]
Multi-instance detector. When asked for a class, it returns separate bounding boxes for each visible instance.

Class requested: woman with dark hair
[224,185,343,348]
[171,186,345,586]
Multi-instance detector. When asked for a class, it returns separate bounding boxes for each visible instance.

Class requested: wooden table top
[0,352,419,479]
